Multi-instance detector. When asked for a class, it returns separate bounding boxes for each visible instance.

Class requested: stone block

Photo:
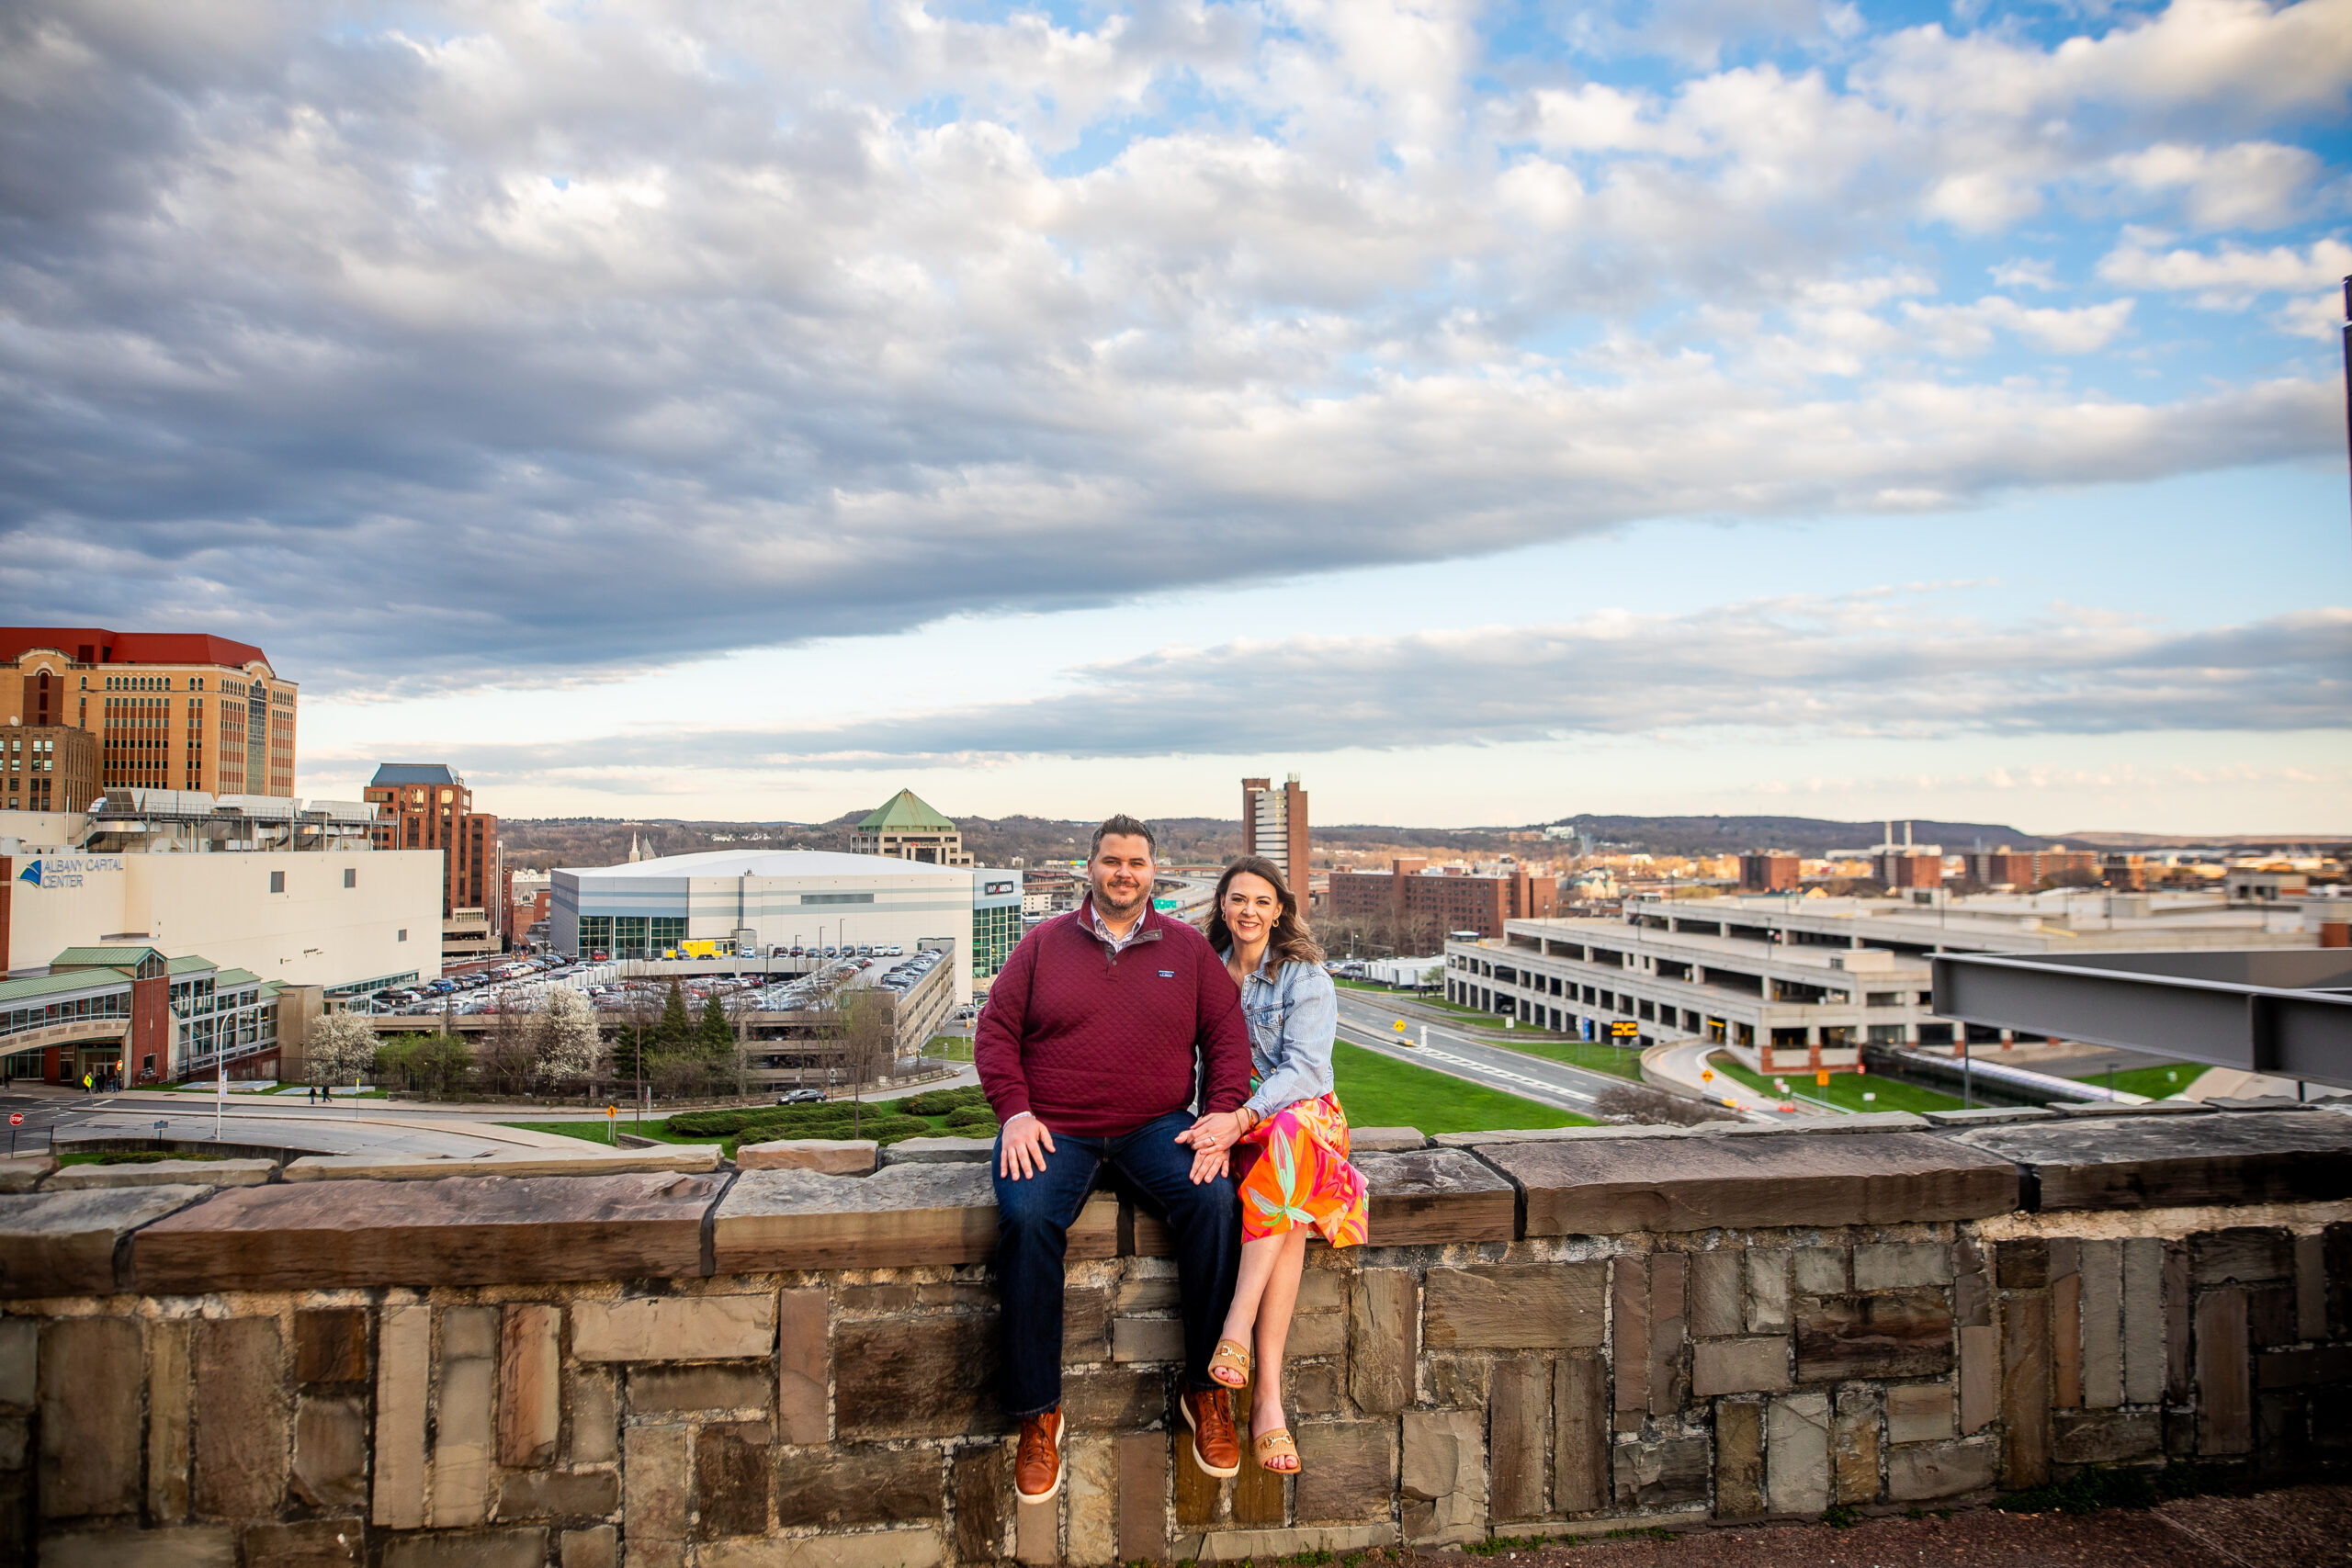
[698,1528,944,1568]
[1117,1276,1181,1314]
[500,1467,622,1518]
[1747,1248,1791,1334]
[1288,1269,1340,1318]
[0,1316,31,1405]
[1400,1408,1486,1546]
[0,1185,211,1297]
[953,1443,1010,1565]
[1182,1526,1396,1559]
[716,1164,1114,1270]
[835,1312,1001,1440]
[1952,1236,1991,1329]
[1956,1112,2352,1213]
[2000,1290,2052,1488]
[2122,1238,2165,1407]
[1715,1398,1764,1518]
[1291,1360,1345,1416]
[1792,1246,1848,1295]
[285,1147,718,1180]
[134,1172,722,1290]
[1424,1353,1489,1408]
[1611,1435,1710,1509]
[2196,1286,2253,1456]
[1996,1237,2048,1291]
[2195,1226,2293,1285]
[1014,1473,1055,1562]
[625,1424,692,1545]
[1854,1244,1951,1292]
[295,1308,368,1385]
[146,1319,191,1522]
[2051,1260,2082,1410]
[1490,1359,1547,1521]
[1690,1251,1742,1339]
[568,1369,617,1465]
[381,1530,551,1568]
[697,1421,774,1539]
[1114,1316,1184,1364]
[1349,1269,1416,1415]
[1116,1432,1166,1562]
[1887,1438,1996,1501]
[1357,1149,1516,1245]
[2297,1232,2331,1341]
[1554,1354,1608,1514]
[1487,1132,2018,1236]
[2052,1407,2162,1465]
[2079,1238,2122,1410]
[879,1136,996,1165]
[0,1156,52,1193]
[778,1287,829,1445]
[1920,1107,2059,1126]
[1796,1289,1952,1382]
[1069,1435,1116,1563]
[373,1303,430,1529]
[1832,1388,1881,1506]
[46,1157,274,1189]
[1064,1364,1167,1429]
[775,1442,939,1528]
[431,1305,496,1529]
[1289,1309,1346,1359]
[1350,1127,1429,1152]
[1767,1391,1830,1515]
[496,1304,560,1470]
[573,1293,776,1362]
[1612,1255,1648,1418]
[1424,1263,1604,1349]
[562,1526,617,1568]
[1065,1283,1114,1363]
[193,1316,291,1521]
[631,1363,771,1415]
[290,1394,368,1507]
[1296,1421,1396,1524]
[243,1518,364,1567]
[1692,1337,1790,1396]
[738,1137,878,1173]
[1887,1382,1953,1445]
[38,1317,141,1518]
[40,1526,236,1567]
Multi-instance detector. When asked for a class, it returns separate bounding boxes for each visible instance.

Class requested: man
[978,814,1251,1504]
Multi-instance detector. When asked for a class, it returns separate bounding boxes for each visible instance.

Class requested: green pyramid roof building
[858,789,957,833]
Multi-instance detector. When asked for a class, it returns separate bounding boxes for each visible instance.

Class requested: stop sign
[7,1113,21,1126]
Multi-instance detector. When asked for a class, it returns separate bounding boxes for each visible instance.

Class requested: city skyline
[2,0,2346,833]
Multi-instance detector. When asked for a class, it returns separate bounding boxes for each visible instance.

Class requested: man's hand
[998,1112,1056,1179]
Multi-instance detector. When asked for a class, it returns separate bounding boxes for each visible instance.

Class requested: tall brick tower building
[364,763,499,920]
[1240,774,1309,895]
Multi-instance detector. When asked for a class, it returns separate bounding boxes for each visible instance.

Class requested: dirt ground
[1366,1484,2352,1568]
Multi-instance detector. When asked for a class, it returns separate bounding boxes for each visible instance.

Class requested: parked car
[778,1089,826,1105]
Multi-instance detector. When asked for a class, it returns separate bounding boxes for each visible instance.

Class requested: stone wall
[3,1103,2350,1566]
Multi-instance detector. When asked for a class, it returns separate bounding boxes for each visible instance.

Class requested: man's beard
[1092,874,1149,917]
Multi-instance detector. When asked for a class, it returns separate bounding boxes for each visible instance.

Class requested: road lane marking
[1338,1028,1600,1108]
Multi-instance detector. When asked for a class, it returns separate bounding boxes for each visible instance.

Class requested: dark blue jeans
[994,1110,1240,1418]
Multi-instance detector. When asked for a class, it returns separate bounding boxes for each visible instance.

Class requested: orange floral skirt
[1233,1091,1368,1247]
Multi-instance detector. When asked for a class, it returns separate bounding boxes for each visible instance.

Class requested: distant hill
[1536,815,2053,856]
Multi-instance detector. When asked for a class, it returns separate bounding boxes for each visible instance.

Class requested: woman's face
[1222,872,1281,946]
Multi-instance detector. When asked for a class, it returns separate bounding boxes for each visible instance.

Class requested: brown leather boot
[1182,1385,1239,1478]
[1015,1407,1065,1504]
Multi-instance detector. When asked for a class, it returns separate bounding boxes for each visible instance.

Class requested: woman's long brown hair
[1204,855,1326,967]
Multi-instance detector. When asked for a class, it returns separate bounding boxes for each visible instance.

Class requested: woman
[1181,856,1366,1475]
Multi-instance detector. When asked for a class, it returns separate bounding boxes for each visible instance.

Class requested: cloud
[2108,141,2324,230]
[2097,233,2352,307]
[0,0,2344,697]
[412,594,2352,781]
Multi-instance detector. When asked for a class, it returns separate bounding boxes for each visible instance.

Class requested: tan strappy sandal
[1206,1338,1250,1389]
[1254,1427,1299,1474]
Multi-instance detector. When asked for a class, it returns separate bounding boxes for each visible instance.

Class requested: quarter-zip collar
[1076,897,1162,960]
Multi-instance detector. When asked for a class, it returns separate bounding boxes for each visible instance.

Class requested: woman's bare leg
[1250,1226,1311,1465]
[1218,1232,1288,1351]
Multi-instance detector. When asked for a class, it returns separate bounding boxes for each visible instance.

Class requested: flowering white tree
[304,1012,379,1087]
[529,987,603,1086]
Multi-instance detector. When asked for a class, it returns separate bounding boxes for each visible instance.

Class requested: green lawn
[1484,1035,1647,1084]
[1705,1052,1966,1114]
[1331,1041,1590,1134]
[501,1091,982,1159]
[926,1034,975,1061]
[58,1149,230,1167]
[2067,1062,2208,1100]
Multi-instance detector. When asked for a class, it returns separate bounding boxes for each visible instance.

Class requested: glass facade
[576,915,687,957]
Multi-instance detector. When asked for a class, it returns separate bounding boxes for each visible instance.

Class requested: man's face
[1089,834,1156,918]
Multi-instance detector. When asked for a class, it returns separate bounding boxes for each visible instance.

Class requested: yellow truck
[673,939,733,960]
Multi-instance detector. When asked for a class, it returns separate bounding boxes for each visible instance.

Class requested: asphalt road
[1328,990,1631,1118]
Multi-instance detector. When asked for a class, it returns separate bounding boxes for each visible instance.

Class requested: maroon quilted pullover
[976,902,1250,1136]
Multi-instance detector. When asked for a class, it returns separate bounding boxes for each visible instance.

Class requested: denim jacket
[1224,951,1339,1119]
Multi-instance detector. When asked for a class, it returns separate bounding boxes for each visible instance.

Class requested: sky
[1,0,2347,835]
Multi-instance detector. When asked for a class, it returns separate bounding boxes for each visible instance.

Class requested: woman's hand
[1175,1111,1250,1183]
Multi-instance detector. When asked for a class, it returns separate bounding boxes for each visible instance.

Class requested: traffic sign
[1394,1020,1408,1032]
[1700,1069,1713,1084]
[1816,1069,1830,1087]
[6,1113,19,1126]
[1609,1021,1638,1040]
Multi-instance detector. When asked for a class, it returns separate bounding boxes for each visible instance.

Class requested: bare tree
[482,997,537,1097]
[820,987,897,1136]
